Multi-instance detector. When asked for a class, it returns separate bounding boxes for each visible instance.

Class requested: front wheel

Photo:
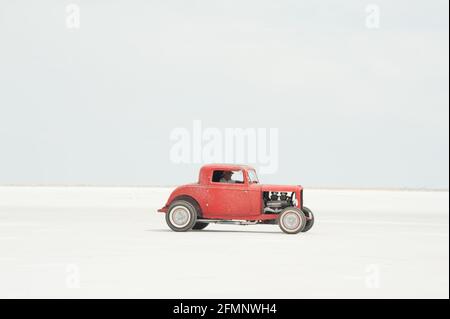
[301,207,315,232]
[278,207,307,234]
[166,200,197,232]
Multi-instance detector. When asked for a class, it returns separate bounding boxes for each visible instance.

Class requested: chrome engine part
[263,191,295,213]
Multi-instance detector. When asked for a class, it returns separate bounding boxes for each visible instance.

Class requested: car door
[205,170,254,218]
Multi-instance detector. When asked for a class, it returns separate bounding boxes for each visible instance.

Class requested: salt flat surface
[0,187,448,298]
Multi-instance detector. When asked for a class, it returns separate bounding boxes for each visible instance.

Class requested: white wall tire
[278,207,307,234]
[301,206,315,232]
[166,200,197,232]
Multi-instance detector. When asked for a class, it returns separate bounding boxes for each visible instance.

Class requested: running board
[197,219,259,225]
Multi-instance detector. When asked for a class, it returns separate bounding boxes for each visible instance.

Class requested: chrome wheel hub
[170,206,191,228]
[282,212,301,230]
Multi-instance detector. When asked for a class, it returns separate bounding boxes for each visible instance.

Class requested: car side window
[212,170,244,184]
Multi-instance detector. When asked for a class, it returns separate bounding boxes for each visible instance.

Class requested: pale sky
[0,0,448,188]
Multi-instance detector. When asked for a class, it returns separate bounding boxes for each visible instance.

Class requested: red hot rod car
[158,164,314,234]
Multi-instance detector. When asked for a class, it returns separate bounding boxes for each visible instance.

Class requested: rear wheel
[166,200,197,232]
[192,222,208,230]
[278,207,307,234]
[301,206,315,232]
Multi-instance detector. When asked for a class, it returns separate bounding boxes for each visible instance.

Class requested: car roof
[200,163,255,171]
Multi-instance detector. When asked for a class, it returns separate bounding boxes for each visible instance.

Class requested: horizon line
[0,184,448,192]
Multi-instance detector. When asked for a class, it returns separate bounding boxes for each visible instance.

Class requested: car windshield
[248,170,259,183]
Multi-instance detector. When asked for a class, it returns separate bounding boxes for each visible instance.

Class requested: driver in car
[219,171,235,183]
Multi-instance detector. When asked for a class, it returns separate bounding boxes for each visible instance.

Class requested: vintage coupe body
[158,164,315,234]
